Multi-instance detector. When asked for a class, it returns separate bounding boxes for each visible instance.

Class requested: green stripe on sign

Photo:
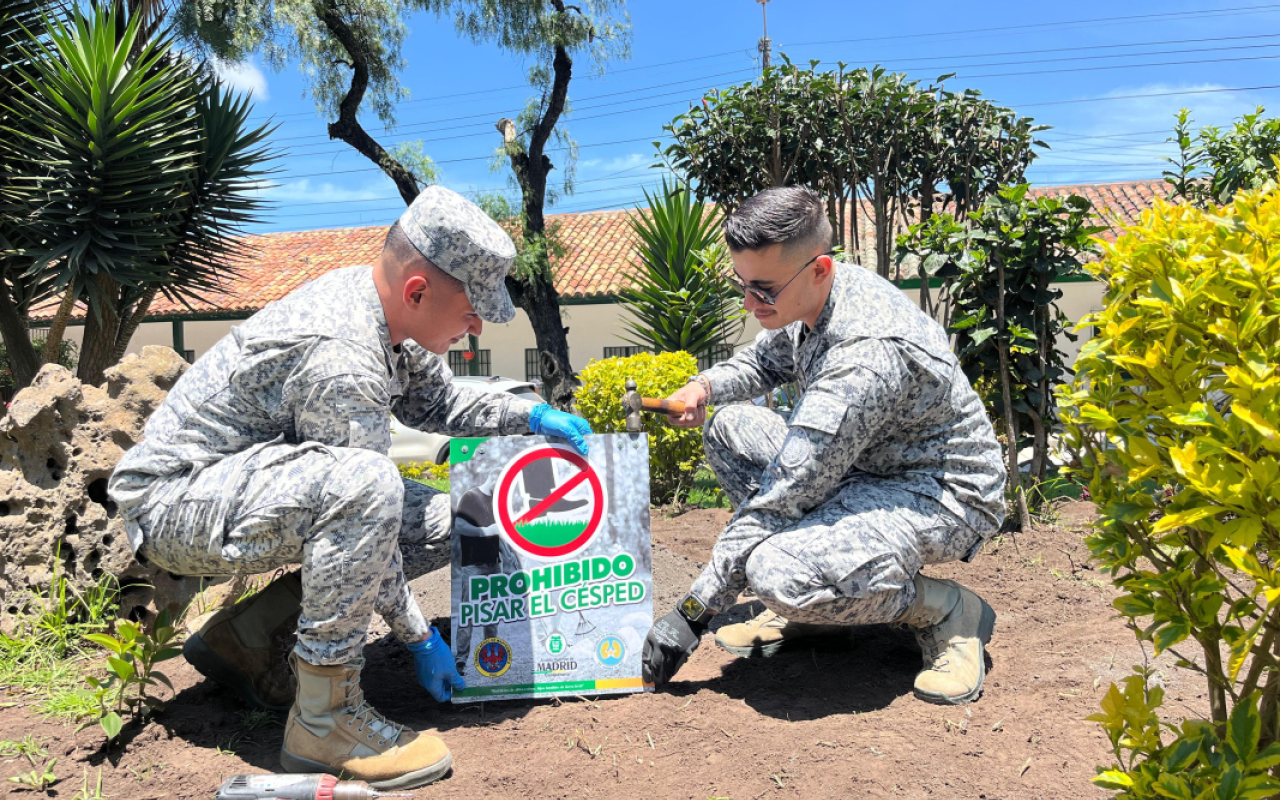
[449,437,489,465]
[455,681,597,698]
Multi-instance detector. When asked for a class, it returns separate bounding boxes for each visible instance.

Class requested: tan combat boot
[183,571,302,711]
[714,609,850,658]
[900,574,996,705]
[280,655,453,790]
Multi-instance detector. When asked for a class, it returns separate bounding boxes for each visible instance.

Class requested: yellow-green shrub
[1059,183,1280,797]
[575,351,704,504]
[397,461,450,484]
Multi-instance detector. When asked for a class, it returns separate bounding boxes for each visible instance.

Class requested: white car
[388,375,545,465]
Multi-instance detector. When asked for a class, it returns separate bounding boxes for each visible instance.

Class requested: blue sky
[220,1,1280,233]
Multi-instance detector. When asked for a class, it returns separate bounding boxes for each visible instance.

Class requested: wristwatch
[687,374,713,403]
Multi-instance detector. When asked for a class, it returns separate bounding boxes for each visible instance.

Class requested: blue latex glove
[406,627,465,702]
[528,404,592,455]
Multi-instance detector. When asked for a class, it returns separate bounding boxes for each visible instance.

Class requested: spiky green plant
[0,2,276,386]
[620,181,744,361]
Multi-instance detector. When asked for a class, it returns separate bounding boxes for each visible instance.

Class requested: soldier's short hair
[723,187,833,255]
[383,222,463,291]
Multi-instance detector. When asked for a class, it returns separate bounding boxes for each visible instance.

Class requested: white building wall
[86,279,1105,378]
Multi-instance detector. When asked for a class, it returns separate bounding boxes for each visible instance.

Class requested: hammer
[624,378,686,432]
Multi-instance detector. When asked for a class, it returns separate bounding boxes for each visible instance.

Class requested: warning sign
[494,446,606,559]
[449,433,653,703]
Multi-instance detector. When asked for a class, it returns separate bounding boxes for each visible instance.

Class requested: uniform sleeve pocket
[789,391,848,435]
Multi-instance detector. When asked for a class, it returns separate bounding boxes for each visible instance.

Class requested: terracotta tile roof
[29,179,1167,322]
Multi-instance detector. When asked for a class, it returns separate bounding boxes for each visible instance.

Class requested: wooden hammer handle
[640,397,687,415]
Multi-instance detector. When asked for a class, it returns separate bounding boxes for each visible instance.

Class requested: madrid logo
[493,445,607,559]
[474,637,512,678]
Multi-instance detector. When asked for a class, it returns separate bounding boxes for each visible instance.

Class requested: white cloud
[1030,83,1275,182]
[579,152,653,175]
[213,60,269,101]
[260,179,393,204]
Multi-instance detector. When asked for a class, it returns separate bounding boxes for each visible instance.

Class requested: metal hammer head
[624,378,641,432]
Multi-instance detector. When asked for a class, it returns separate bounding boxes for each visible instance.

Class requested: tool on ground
[624,378,687,432]
[215,774,412,800]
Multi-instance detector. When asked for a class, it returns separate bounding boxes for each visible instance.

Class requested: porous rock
[0,346,204,627]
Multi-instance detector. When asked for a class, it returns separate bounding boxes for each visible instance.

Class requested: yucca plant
[109,80,276,363]
[1,1,275,387]
[0,0,60,389]
[620,180,745,361]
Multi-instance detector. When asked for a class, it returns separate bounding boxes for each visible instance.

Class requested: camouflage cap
[398,185,518,323]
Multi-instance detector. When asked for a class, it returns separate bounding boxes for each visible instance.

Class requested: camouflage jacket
[691,262,1006,613]
[110,265,536,550]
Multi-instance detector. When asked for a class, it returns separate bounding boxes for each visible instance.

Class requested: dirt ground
[0,502,1208,800]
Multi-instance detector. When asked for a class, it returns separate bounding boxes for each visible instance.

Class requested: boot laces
[756,610,787,630]
[918,625,952,672]
[340,674,403,747]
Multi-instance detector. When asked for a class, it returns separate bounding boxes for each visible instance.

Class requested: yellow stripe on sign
[594,677,645,690]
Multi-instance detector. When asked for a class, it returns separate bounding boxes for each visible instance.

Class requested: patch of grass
[515,519,590,548]
[0,564,121,721]
[683,468,730,509]
[0,735,48,760]
[238,709,279,731]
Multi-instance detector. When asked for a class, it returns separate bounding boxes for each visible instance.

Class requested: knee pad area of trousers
[325,451,404,511]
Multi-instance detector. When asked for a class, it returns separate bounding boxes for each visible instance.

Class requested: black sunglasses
[730,250,835,306]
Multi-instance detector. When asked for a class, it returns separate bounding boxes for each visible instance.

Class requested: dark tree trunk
[111,285,158,364]
[494,18,578,412]
[995,254,1031,532]
[316,0,421,205]
[0,277,40,390]
[78,272,121,387]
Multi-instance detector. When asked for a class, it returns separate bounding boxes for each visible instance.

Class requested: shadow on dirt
[86,679,287,773]
[677,623,923,719]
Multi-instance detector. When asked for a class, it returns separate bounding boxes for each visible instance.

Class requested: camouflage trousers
[704,405,984,626]
[134,443,451,665]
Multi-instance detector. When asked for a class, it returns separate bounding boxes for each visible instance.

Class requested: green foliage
[1058,182,1280,784]
[575,351,705,504]
[82,610,184,742]
[386,140,440,187]
[69,768,107,800]
[6,756,57,792]
[2,735,56,791]
[5,7,199,300]
[620,181,744,360]
[0,335,77,399]
[1088,669,1280,799]
[899,184,1103,488]
[661,59,1044,278]
[1166,107,1280,207]
[1,3,275,385]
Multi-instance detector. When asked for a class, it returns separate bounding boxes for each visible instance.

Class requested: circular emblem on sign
[493,445,606,559]
[546,633,566,655]
[595,635,625,667]
[474,637,512,678]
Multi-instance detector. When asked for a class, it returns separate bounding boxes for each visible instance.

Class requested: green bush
[1059,182,1280,797]
[575,351,704,505]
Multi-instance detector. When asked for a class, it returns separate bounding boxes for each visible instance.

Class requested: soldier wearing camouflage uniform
[641,187,1006,706]
[109,186,591,790]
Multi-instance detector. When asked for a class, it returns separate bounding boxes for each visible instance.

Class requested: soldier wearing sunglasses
[641,187,1007,706]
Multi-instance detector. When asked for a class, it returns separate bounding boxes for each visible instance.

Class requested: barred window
[525,348,541,382]
[603,345,648,359]
[697,344,734,371]
[448,349,491,376]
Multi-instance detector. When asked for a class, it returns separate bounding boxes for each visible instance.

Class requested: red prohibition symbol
[494,446,605,558]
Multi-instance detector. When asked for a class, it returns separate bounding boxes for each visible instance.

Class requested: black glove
[642,606,708,688]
